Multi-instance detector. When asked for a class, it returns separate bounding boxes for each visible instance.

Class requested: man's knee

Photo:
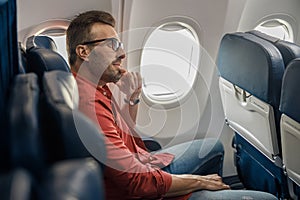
[197,138,224,158]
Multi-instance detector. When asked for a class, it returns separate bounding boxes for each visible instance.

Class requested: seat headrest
[43,71,79,109]
[26,35,57,52]
[25,35,70,78]
[41,70,106,164]
[247,30,280,43]
[248,30,300,66]
[280,58,300,122]
[26,45,70,78]
[217,32,285,108]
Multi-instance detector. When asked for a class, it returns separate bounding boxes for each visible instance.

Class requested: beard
[112,72,123,83]
[101,68,124,83]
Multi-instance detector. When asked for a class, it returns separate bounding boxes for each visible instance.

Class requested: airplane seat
[25,39,107,197]
[7,72,106,199]
[25,40,107,163]
[37,158,104,200]
[217,32,288,198]
[8,73,46,172]
[24,35,106,164]
[248,30,300,67]
[279,58,300,199]
[0,0,38,198]
[40,70,107,164]
[0,169,34,200]
[25,35,70,79]
[40,70,107,199]
[26,35,58,51]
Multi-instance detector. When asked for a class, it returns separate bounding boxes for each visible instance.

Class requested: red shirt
[74,73,191,200]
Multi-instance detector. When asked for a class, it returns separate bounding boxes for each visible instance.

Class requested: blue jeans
[159,138,224,176]
[157,139,277,200]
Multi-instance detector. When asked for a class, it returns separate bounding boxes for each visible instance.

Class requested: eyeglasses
[81,38,124,52]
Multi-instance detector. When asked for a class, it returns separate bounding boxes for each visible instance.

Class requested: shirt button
[149,156,154,161]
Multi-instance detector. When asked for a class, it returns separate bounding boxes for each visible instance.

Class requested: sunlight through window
[141,22,200,103]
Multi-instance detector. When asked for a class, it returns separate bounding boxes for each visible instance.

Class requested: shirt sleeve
[78,91,173,199]
[99,106,173,198]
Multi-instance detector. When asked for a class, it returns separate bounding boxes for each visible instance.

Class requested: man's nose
[117,48,126,59]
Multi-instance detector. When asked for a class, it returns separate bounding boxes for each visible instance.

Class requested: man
[66,10,277,200]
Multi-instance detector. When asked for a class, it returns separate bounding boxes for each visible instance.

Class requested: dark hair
[66,10,115,66]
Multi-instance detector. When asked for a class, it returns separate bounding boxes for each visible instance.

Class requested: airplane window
[141,22,200,104]
[255,19,294,42]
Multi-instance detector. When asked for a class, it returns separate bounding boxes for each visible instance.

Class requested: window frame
[254,14,297,43]
[140,16,202,108]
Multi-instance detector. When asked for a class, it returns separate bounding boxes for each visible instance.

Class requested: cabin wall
[122,0,247,176]
[122,0,300,176]
[16,0,112,42]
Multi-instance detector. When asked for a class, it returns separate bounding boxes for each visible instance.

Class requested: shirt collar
[72,71,112,99]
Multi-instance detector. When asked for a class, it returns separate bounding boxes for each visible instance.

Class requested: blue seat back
[26,35,70,79]
[218,32,284,109]
[280,58,300,122]
[8,73,46,172]
[217,32,289,198]
[41,71,107,165]
[248,30,300,67]
[279,58,300,199]
[26,35,58,51]
[24,35,106,164]
[217,32,284,157]
[7,72,106,199]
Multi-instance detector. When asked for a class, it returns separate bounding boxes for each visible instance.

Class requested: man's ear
[76,45,91,61]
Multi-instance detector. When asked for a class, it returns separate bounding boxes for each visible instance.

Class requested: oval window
[255,19,294,42]
[141,22,200,104]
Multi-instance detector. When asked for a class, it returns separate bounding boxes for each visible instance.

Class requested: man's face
[86,23,126,85]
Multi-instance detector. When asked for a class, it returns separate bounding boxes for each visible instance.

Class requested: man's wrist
[124,98,140,106]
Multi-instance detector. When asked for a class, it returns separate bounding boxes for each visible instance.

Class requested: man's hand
[174,174,230,191]
[165,173,230,197]
[116,72,142,100]
[197,174,230,191]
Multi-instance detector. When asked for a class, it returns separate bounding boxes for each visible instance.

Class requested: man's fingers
[202,174,222,181]
[116,72,142,98]
[203,179,230,191]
